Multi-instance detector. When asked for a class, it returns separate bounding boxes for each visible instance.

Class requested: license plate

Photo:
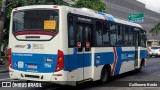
[27,64,38,69]
[18,61,24,68]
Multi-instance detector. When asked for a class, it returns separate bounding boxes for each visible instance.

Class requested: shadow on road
[43,71,139,90]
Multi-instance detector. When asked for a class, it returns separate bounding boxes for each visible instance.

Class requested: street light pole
[0,0,7,60]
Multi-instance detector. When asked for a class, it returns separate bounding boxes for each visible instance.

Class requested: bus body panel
[9,67,68,85]
[9,32,60,73]
[67,48,93,81]
[8,5,148,86]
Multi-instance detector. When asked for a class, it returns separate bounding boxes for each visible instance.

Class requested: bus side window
[124,27,129,46]
[103,23,110,46]
[110,24,117,46]
[85,26,91,51]
[140,30,146,47]
[116,25,123,46]
[129,28,134,46]
[76,24,83,52]
[68,16,75,47]
[133,28,139,46]
[96,21,103,46]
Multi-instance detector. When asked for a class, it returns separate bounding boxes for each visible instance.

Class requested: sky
[137,0,160,13]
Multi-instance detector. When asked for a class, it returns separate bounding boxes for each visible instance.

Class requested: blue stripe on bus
[11,53,92,72]
[12,53,57,73]
[11,49,147,73]
[97,11,115,21]
[94,52,114,66]
[84,53,92,67]
[140,50,148,58]
[94,50,137,65]
[66,53,92,71]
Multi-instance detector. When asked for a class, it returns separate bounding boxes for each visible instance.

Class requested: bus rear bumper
[9,67,68,85]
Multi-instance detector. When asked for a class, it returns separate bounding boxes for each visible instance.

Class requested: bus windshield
[13,9,59,33]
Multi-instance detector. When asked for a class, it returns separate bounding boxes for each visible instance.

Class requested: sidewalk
[0,58,9,73]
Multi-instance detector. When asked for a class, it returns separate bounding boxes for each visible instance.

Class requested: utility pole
[0,0,7,60]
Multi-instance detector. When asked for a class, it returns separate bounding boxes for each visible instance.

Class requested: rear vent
[25,36,40,39]
[25,75,39,78]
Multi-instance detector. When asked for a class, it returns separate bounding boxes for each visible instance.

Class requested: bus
[8,5,148,86]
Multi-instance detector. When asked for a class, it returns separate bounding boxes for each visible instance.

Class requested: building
[147,40,160,47]
[103,0,160,40]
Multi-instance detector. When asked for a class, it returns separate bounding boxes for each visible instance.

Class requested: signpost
[128,13,144,22]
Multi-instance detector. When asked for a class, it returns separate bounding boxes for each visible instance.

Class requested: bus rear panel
[9,6,68,84]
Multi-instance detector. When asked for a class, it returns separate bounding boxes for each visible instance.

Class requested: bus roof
[14,5,142,29]
[65,6,142,29]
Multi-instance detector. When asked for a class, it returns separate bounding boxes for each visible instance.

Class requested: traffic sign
[128,13,144,22]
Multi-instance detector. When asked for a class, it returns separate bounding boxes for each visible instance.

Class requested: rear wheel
[149,55,152,57]
[99,67,109,84]
[26,80,31,83]
[136,60,144,72]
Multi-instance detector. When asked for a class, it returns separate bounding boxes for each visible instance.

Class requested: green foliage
[150,22,160,36]
[0,1,1,7]
[72,0,106,13]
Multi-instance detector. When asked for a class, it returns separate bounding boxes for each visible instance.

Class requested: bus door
[134,31,139,68]
[76,23,92,81]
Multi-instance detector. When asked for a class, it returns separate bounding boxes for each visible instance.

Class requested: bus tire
[136,60,144,72]
[149,55,152,57]
[26,80,31,83]
[99,67,109,84]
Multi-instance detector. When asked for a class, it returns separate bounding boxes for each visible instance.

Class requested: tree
[72,0,106,13]
[0,2,1,7]
[1,0,107,49]
[150,22,160,37]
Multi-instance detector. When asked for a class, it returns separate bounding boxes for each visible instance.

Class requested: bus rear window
[13,10,59,33]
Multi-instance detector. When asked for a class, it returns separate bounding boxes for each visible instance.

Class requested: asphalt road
[0,57,160,90]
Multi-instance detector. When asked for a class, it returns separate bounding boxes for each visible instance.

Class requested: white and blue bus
[8,5,148,86]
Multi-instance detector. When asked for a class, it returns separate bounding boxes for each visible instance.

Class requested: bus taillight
[55,50,64,72]
[8,48,12,68]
